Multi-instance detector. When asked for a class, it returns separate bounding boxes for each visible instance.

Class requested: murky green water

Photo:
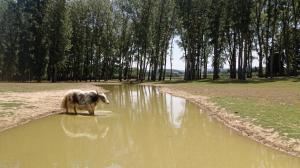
[0,85,300,168]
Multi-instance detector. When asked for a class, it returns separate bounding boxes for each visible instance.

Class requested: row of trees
[0,0,70,82]
[0,0,299,82]
[0,0,177,82]
[178,0,300,80]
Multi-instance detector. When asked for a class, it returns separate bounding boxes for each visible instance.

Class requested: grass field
[0,82,95,92]
[158,77,300,139]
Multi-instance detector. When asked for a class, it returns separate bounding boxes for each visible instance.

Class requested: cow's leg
[74,104,77,115]
[88,104,94,115]
[87,111,94,115]
[65,97,69,113]
[65,100,69,113]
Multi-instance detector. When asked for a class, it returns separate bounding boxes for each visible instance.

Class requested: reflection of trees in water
[165,94,186,128]
[92,85,191,167]
[101,85,188,128]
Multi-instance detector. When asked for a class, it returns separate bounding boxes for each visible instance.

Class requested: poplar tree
[48,0,71,82]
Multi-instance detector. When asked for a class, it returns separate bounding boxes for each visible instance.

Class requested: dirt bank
[158,86,300,157]
[0,84,104,133]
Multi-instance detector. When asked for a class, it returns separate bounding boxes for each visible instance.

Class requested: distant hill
[165,69,185,76]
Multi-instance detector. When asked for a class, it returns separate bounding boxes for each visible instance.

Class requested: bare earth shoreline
[1,83,300,158]
[0,84,102,133]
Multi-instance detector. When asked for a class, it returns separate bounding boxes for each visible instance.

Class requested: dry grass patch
[0,82,104,92]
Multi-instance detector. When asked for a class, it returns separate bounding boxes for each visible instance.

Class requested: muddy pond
[0,85,300,168]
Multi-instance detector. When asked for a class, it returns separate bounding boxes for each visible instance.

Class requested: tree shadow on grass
[159,77,300,85]
[160,80,189,84]
[291,77,300,82]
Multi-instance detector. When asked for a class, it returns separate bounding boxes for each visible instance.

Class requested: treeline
[178,0,299,80]
[0,0,176,82]
[0,0,299,82]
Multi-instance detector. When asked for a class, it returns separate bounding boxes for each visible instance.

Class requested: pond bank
[157,85,300,157]
[0,83,103,133]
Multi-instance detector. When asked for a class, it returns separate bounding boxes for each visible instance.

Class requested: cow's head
[97,91,110,104]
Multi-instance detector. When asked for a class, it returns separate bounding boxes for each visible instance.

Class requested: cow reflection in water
[60,115,110,140]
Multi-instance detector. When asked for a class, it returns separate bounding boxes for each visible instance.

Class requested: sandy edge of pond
[156,85,300,158]
[0,84,105,133]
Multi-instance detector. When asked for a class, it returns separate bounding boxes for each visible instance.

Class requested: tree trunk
[265,0,271,77]
[238,33,243,80]
[230,32,237,79]
[255,0,264,77]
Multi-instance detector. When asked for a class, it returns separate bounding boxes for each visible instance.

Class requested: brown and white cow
[61,89,109,115]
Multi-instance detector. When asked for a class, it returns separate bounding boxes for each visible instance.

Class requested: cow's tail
[61,94,68,110]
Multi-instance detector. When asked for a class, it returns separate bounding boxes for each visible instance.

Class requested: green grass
[160,77,300,86]
[160,78,300,95]
[213,97,300,139]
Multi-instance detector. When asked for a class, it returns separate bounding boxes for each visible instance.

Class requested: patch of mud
[159,86,300,157]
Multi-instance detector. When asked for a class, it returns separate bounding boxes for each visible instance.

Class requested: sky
[165,36,260,71]
[165,36,185,71]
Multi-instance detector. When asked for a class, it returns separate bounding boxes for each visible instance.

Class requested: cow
[61,89,109,115]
